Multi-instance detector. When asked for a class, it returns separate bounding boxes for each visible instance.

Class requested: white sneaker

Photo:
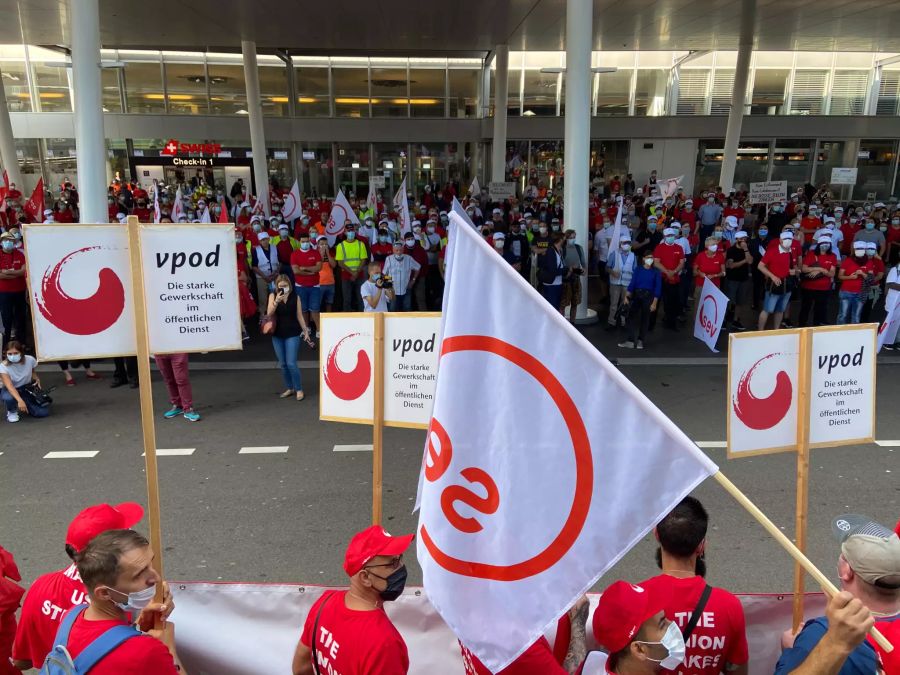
[618,341,635,349]
[636,340,644,350]
[7,410,19,423]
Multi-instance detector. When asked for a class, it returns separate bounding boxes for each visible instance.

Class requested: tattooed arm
[564,595,590,673]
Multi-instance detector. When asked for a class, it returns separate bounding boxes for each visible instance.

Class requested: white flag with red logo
[199,204,211,223]
[282,180,303,223]
[172,186,184,221]
[325,189,359,246]
[366,180,377,214]
[469,177,480,197]
[659,175,683,201]
[877,292,900,352]
[152,180,161,223]
[692,277,729,353]
[417,212,718,672]
[393,177,412,236]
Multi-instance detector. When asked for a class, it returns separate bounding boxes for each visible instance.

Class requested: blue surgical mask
[371,273,381,281]
[866,222,875,230]
[759,229,768,237]
[648,223,657,232]
[665,235,675,244]
[346,231,356,240]
[6,353,21,363]
[1,241,13,252]
[379,235,389,243]
[300,242,311,251]
[105,584,156,613]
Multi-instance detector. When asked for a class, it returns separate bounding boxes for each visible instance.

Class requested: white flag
[877,292,900,352]
[393,177,412,236]
[366,180,377,213]
[152,180,161,223]
[199,204,211,223]
[605,196,624,263]
[325,189,360,246]
[172,186,184,221]
[692,277,729,353]
[282,180,303,223]
[469,177,481,196]
[659,175,684,201]
[417,213,718,672]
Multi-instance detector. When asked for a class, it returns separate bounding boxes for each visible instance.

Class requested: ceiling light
[335,97,379,104]
[270,96,289,103]
[391,98,439,105]
[296,97,317,103]
[39,92,65,99]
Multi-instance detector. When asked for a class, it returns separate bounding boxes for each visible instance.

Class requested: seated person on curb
[580,579,684,674]
[0,341,49,423]
[776,514,900,674]
[46,529,185,674]
[292,526,413,675]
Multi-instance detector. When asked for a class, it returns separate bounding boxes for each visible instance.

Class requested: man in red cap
[580,579,684,674]
[11,502,172,670]
[291,525,413,675]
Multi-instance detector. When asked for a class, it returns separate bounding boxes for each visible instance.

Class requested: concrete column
[718,0,755,191]
[563,0,596,323]
[667,66,681,116]
[867,66,882,116]
[70,0,107,223]
[0,67,23,189]
[241,40,270,216]
[491,45,509,183]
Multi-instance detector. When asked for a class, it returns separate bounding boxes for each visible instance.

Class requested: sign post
[728,324,878,629]
[320,312,441,523]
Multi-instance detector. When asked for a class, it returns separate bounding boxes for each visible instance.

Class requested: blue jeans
[296,285,322,312]
[837,290,863,325]
[1,387,50,418]
[389,293,412,312]
[271,335,302,391]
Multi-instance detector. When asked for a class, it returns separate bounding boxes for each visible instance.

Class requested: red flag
[23,177,44,223]
[218,197,229,224]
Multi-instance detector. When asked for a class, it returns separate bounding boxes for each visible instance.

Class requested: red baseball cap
[593,580,672,653]
[65,503,145,553]
[343,525,414,577]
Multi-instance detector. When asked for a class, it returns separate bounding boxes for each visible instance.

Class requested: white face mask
[105,584,156,613]
[643,257,654,267]
[637,621,686,670]
[707,244,718,253]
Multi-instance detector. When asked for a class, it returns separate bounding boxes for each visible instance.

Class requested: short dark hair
[657,496,708,557]
[75,529,149,592]
[550,232,565,246]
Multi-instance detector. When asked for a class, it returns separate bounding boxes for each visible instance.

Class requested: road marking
[143,448,196,456]
[239,446,289,454]
[695,441,727,448]
[44,450,99,459]
[875,440,900,447]
[333,444,374,452]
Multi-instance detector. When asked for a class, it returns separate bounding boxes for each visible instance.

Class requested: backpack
[40,604,140,675]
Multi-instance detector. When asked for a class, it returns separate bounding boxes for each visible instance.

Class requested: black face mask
[369,566,407,602]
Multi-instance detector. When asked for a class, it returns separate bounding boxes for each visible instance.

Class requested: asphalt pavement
[2,311,898,601]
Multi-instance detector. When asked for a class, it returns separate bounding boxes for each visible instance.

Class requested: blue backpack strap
[71,624,141,673]
[52,604,89,648]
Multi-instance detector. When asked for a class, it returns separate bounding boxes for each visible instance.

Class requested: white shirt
[360,280,390,312]
[675,236,692,256]
[0,355,37,389]
[580,651,609,674]
[382,254,421,295]
[886,265,900,308]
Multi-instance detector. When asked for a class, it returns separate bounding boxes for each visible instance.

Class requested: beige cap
[833,515,900,589]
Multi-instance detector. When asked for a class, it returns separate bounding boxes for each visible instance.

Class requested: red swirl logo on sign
[323,333,371,400]
[733,353,793,430]
[36,247,126,336]
[325,205,348,238]
[698,294,719,338]
[419,335,593,582]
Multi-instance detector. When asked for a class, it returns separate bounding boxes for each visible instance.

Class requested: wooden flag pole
[126,216,165,589]
[713,471,892,651]
[372,311,385,525]
[792,327,813,630]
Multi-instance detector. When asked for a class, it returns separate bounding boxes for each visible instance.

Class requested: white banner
[829,167,858,185]
[727,331,800,457]
[469,177,481,196]
[877,292,900,352]
[370,175,386,189]
[139,225,242,354]
[659,175,683,200]
[168,582,827,675]
[693,278,729,353]
[808,324,876,447]
[419,213,716,671]
[319,314,375,425]
[749,181,787,204]
[325,190,359,245]
[393,178,412,236]
[23,225,137,360]
[384,314,441,428]
[281,180,303,223]
[488,181,516,200]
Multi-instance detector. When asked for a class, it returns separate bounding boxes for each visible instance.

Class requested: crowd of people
[1,499,896,673]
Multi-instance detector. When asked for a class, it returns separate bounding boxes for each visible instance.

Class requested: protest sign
[749,181,787,204]
[693,278,729,352]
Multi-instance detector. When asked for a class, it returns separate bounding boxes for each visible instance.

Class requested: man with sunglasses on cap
[292,525,413,675]
[776,514,900,674]
[11,502,173,670]
[578,579,685,674]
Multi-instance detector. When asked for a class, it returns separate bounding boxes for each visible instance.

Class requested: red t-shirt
[371,243,393,264]
[0,249,26,293]
[800,216,821,236]
[12,564,89,666]
[275,238,295,265]
[62,610,177,674]
[840,223,861,254]
[653,243,685,285]
[640,575,749,675]
[299,591,408,675]
[694,251,725,287]
[290,247,322,287]
[678,211,699,232]
[839,256,872,293]
[801,251,838,291]
[461,637,565,674]
[761,246,795,280]
[54,209,75,224]
[132,206,152,223]
[869,255,886,275]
